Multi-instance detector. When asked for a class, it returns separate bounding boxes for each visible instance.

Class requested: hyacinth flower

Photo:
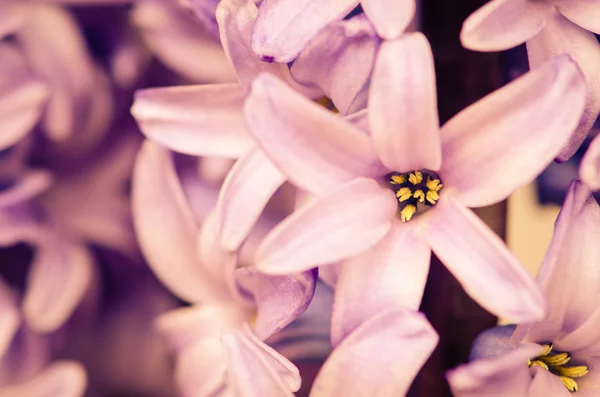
[460,0,600,161]
[0,3,113,143]
[242,32,588,331]
[448,180,600,396]
[132,141,317,396]
[131,0,378,253]
[247,0,414,62]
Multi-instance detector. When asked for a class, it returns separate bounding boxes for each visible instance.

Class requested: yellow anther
[426,177,443,192]
[408,171,423,185]
[426,190,440,205]
[400,205,416,222]
[528,360,549,371]
[315,97,339,113]
[396,187,413,202]
[390,175,406,185]
[554,366,589,378]
[413,190,425,203]
[540,352,571,367]
[560,376,579,392]
[540,344,553,357]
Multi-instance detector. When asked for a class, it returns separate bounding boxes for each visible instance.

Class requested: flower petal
[244,73,384,195]
[0,361,87,397]
[424,195,546,323]
[311,309,438,397]
[236,267,316,340]
[369,32,441,173]
[447,343,542,397]
[0,43,48,150]
[216,148,286,251]
[0,279,19,359]
[361,0,415,40]
[256,178,397,275]
[0,171,52,210]
[22,235,93,333]
[528,366,571,396]
[527,12,600,161]
[580,134,600,190]
[290,14,379,115]
[131,0,236,83]
[440,55,586,208]
[460,0,547,51]
[555,0,600,35]
[132,141,230,303]
[251,0,359,63]
[521,181,600,345]
[331,222,431,347]
[131,84,254,158]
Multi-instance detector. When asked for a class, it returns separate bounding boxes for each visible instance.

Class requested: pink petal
[222,325,299,396]
[447,343,542,397]
[311,309,438,397]
[236,267,316,340]
[255,178,397,275]
[573,357,600,396]
[131,141,230,303]
[290,14,379,115]
[251,0,359,63]
[0,171,52,210]
[440,55,586,208]
[0,279,19,358]
[23,236,93,333]
[556,0,600,35]
[244,73,384,195]
[424,195,546,323]
[0,43,48,150]
[522,181,600,345]
[361,0,415,40]
[331,222,431,347]
[16,4,95,141]
[131,84,254,158]
[0,361,87,397]
[527,12,600,161]
[369,33,441,173]
[580,134,600,190]
[131,0,236,83]
[216,148,286,251]
[528,366,571,396]
[460,0,547,51]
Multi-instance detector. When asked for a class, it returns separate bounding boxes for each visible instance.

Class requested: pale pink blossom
[580,131,600,190]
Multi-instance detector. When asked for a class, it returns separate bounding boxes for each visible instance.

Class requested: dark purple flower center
[384,170,443,222]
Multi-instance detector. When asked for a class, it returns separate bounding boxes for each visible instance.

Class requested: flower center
[528,343,589,392]
[384,170,443,222]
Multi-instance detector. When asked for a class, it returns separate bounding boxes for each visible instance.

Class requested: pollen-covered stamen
[384,170,444,222]
[528,344,589,393]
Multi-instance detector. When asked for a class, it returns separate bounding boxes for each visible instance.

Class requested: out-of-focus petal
[555,0,600,35]
[236,267,316,340]
[291,15,379,115]
[440,55,585,207]
[22,235,92,333]
[369,33,441,173]
[223,325,299,396]
[216,148,286,251]
[0,171,52,210]
[580,134,600,190]
[131,84,254,158]
[0,279,19,359]
[0,43,48,150]
[251,0,359,63]
[521,181,600,346]
[331,222,431,347]
[361,0,415,40]
[447,343,542,397]
[256,178,397,275]
[132,0,236,83]
[311,309,438,397]
[186,0,221,38]
[460,0,547,51]
[244,73,384,194]
[527,12,600,161]
[15,4,95,141]
[424,195,546,323]
[0,361,87,397]
[132,141,230,303]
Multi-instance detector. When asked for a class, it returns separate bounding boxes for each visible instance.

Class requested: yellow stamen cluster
[386,170,444,222]
[528,344,589,392]
[315,96,339,113]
